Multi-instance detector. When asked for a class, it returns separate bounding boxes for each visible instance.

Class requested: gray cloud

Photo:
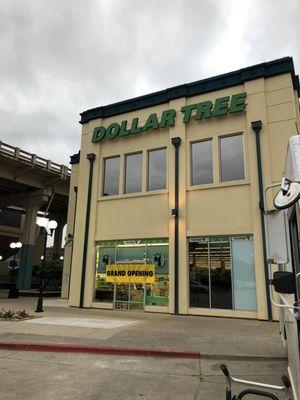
[0,0,299,165]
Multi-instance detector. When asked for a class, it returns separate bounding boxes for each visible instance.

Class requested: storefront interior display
[95,239,169,310]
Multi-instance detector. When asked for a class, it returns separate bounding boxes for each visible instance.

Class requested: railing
[0,141,71,177]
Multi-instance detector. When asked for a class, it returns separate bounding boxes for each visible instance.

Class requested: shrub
[0,309,30,320]
[15,309,29,318]
[32,259,63,290]
[1,309,15,319]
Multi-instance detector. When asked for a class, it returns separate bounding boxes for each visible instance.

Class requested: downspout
[79,153,96,308]
[251,120,272,321]
[67,185,78,298]
[171,137,181,315]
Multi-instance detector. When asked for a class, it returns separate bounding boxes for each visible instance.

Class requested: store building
[62,57,300,320]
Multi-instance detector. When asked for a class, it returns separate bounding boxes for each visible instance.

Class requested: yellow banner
[105,264,155,283]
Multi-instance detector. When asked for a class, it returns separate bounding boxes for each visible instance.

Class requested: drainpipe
[68,185,78,298]
[251,120,272,321]
[80,153,96,308]
[171,137,181,315]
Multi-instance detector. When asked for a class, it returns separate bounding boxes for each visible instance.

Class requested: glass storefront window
[232,238,257,311]
[94,239,169,309]
[210,237,232,309]
[95,247,115,302]
[189,236,256,311]
[146,244,169,306]
[116,245,145,263]
[189,238,210,308]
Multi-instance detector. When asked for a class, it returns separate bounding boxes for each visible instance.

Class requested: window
[189,236,256,311]
[125,152,142,194]
[220,134,244,182]
[148,148,166,191]
[209,237,232,309]
[94,239,169,308]
[95,246,115,303]
[191,140,213,185]
[0,210,22,228]
[231,238,257,311]
[103,156,120,196]
[146,243,169,307]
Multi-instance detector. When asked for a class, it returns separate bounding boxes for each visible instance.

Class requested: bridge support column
[17,194,49,289]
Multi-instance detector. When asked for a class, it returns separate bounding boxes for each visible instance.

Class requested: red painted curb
[0,341,200,359]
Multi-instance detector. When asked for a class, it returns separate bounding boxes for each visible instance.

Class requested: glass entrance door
[129,283,145,310]
[114,283,129,310]
[95,240,169,311]
[114,283,145,310]
[113,244,146,311]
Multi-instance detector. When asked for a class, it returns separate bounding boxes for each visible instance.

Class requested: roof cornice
[70,151,80,165]
[80,57,299,124]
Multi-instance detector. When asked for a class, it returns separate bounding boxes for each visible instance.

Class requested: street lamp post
[35,218,57,313]
[8,241,22,298]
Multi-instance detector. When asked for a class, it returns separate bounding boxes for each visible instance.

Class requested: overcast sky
[0,0,299,166]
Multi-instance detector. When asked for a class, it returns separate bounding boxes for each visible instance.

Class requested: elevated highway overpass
[0,140,70,289]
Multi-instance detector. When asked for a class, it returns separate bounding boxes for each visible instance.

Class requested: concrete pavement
[0,297,289,399]
[0,297,286,359]
[0,350,288,400]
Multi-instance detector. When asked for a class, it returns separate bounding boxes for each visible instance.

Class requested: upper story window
[148,148,167,191]
[125,152,142,194]
[103,156,120,196]
[191,140,213,185]
[219,134,245,182]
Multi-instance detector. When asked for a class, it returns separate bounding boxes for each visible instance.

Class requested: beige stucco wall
[65,72,300,319]
[61,163,79,298]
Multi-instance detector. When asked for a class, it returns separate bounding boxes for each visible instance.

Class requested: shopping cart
[220,364,292,399]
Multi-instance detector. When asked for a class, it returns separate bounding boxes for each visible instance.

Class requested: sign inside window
[105,264,155,283]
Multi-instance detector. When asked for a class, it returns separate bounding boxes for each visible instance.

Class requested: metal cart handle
[237,389,279,399]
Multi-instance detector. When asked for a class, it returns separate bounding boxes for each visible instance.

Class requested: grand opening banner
[105,264,156,284]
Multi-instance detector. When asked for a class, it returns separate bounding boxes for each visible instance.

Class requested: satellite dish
[274,180,300,210]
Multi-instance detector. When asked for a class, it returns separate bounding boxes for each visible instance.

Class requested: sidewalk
[0,297,287,359]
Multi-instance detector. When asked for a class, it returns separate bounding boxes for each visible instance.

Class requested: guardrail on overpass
[0,141,71,177]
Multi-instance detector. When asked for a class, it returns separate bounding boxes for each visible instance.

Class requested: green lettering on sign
[106,123,120,139]
[212,96,230,117]
[142,113,159,132]
[195,101,213,120]
[229,92,247,113]
[119,120,130,137]
[130,118,142,135]
[159,109,176,128]
[91,92,247,143]
[181,104,197,123]
[92,126,106,143]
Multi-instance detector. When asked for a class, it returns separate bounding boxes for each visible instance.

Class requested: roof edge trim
[80,57,299,124]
